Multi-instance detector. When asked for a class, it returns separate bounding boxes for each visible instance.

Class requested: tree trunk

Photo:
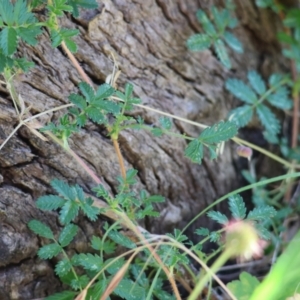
[0,0,286,298]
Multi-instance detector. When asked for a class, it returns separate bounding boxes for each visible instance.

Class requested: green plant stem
[188,248,233,300]
[182,171,300,234]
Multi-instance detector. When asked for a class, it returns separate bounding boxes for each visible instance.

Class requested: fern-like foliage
[226,71,292,141]
[207,194,277,239]
[184,120,237,164]
[187,1,243,68]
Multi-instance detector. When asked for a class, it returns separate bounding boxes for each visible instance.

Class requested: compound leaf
[247,205,277,221]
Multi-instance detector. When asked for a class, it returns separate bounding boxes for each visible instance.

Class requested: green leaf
[223,31,243,53]
[255,223,272,240]
[184,139,203,164]
[114,279,146,300]
[0,52,7,72]
[51,179,75,200]
[59,200,80,224]
[256,104,280,135]
[69,94,87,110]
[73,253,102,272]
[50,29,63,48]
[228,105,253,127]
[28,220,54,239]
[207,210,228,224]
[159,117,172,130]
[47,0,73,16]
[196,10,216,36]
[228,194,246,219]
[91,236,116,254]
[267,87,292,110]
[227,272,260,300]
[226,78,257,104]
[36,195,65,211]
[13,57,35,72]
[186,34,211,51]
[212,7,229,32]
[17,25,42,46]
[199,121,237,143]
[195,227,210,236]
[284,9,300,28]
[45,291,76,300]
[269,73,284,86]
[80,198,100,221]
[95,83,115,100]
[55,259,72,277]
[247,205,277,221]
[58,224,78,247]
[71,274,89,290]
[67,0,98,18]
[78,81,94,103]
[64,38,77,53]
[0,0,14,26]
[38,243,62,259]
[214,38,231,68]
[85,106,106,124]
[107,230,136,249]
[248,70,266,95]
[0,27,17,55]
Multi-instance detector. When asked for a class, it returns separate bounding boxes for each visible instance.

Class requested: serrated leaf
[207,210,228,224]
[269,73,284,86]
[45,290,76,300]
[13,57,35,72]
[228,105,253,127]
[107,230,136,249]
[114,279,146,300]
[50,179,75,200]
[226,78,257,103]
[64,38,77,53]
[214,38,231,68]
[196,10,217,36]
[159,117,172,130]
[73,253,103,272]
[184,139,204,164]
[256,104,280,135]
[50,29,63,48]
[36,195,65,211]
[28,220,54,239]
[255,224,272,240]
[228,194,246,219]
[212,7,229,32]
[0,0,14,25]
[223,31,243,53]
[95,83,115,100]
[55,259,72,277]
[247,205,277,221]
[67,0,98,18]
[69,94,87,110]
[195,227,210,236]
[85,106,106,124]
[58,224,78,247]
[78,82,94,103]
[17,25,42,45]
[59,200,80,224]
[80,199,100,221]
[94,100,121,115]
[209,231,221,242]
[227,272,260,300]
[248,70,266,95]
[38,243,62,259]
[0,27,17,55]
[105,257,125,275]
[267,87,292,110]
[91,236,116,254]
[186,34,211,51]
[199,121,237,143]
[71,274,89,290]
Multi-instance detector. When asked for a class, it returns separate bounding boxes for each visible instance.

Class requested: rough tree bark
[0,0,287,299]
